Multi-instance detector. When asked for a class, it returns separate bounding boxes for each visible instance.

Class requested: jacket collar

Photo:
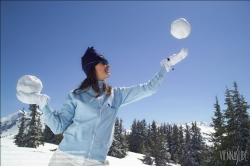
[97,81,104,90]
[87,81,104,95]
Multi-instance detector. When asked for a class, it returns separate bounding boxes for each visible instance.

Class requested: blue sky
[1,1,250,129]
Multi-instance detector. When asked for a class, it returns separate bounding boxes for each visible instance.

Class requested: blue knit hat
[82,47,109,76]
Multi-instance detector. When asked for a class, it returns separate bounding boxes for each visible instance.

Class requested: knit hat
[82,47,109,76]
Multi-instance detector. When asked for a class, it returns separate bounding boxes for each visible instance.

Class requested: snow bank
[1,135,179,166]
[0,135,148,166]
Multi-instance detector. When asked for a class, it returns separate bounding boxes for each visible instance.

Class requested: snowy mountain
[0,110,45,138]
[1,111,23,132]
[0,111,24,137]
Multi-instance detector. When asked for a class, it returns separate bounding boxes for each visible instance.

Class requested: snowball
[16,75,43,94]
[170,18,191,39]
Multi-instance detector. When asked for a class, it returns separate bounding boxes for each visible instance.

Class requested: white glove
[16,91,50,110]
[161,48,188,72]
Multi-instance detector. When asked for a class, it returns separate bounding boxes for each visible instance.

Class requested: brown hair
[73,67,112,97]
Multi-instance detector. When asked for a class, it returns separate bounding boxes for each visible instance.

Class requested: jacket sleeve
[41,92,76,134]
[116,65,167,107]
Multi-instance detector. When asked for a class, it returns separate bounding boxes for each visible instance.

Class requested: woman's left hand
[160,48,188,72]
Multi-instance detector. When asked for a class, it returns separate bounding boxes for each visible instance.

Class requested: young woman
[17,46,188,166]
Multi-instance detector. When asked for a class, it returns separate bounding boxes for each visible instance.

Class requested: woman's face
[95,62,110,80]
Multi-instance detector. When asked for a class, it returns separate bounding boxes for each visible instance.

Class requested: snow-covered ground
[1,111,212,166]
[1,135,179,166]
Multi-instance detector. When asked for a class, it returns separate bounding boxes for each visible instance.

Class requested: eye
[101,60,109,65]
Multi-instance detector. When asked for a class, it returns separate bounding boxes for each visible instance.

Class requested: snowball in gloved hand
[16,75,43,93]
[170,18,191,39]
[16,75,50,109]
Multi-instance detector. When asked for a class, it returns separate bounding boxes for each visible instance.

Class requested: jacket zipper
[87,108,102,158]
[87,96,106,158]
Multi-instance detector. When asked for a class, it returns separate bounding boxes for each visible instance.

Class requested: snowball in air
[16,75,43,94]
[170,18,191,39]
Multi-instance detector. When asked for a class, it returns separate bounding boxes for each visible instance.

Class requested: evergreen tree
[129,119,137,152]
[219,87,236,165]
[165,123,173,158]
[118,118,129,157]
[209,96,225,166]
[141,123,154,165]
[223,87,235,150]
[222,82,250,165]
[177,125,185,164]
[143,122,171,166]
[154,127,171,166]
[211,96,225,145]
[25,104,44,148]
[145,122,152,148]
[201,144,213,166]
[43,124,56,144]
[14,108,28,147]
[141,122,171,166]
[191,122,205,165]
[149,120,158,158]
[180,124,195,166]
[151,121,158,135]
[37,114,44,145]
[55,133,64,145]
[231,82,250,151]
[50,133,64,151]
[137,119,147,154]
[108,118,128,158]
[129,119,144,153]
[141,146,154,165]
[170,124,180,163]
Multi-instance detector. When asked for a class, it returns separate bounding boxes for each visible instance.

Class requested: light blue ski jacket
[42,65,167,161]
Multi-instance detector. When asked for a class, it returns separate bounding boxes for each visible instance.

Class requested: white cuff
[160,59,172,72]
[37,94,50,110]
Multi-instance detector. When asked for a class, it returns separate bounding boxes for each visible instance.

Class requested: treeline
[112,118,206,166]
[108,82,250,165]
[14,82,250,165]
